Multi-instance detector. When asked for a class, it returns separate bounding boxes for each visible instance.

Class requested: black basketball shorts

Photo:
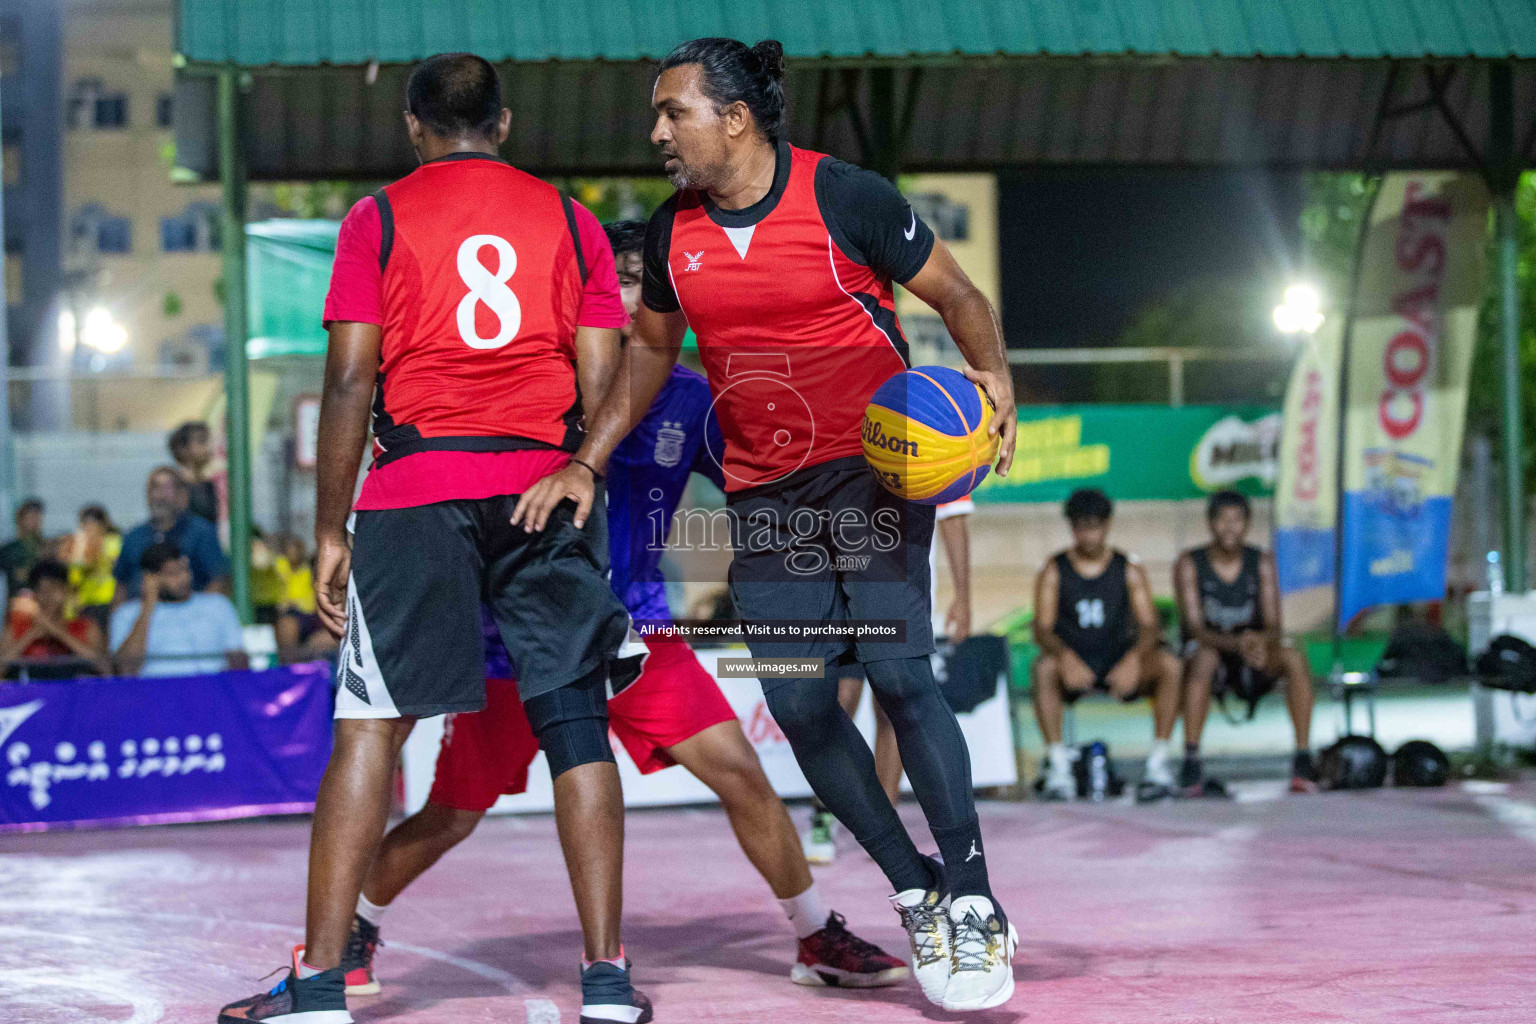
[725,457,935,690]
[334,493,631,719]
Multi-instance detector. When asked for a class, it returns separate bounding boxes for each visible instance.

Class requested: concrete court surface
[3,783,1535,1024]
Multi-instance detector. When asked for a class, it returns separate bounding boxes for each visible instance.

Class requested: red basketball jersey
[647,143,931,491]
[373,153,589,460]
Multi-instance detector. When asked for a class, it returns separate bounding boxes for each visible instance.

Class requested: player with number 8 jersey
[217,55,651,1024]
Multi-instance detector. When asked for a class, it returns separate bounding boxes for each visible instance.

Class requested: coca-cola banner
[1,664,333,832]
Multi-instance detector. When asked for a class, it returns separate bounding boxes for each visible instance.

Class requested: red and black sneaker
[218,945,351,1023]
[340,915,381,996]
[791,911,910,988]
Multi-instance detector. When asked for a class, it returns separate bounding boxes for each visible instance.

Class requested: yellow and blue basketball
[862,365,999,504]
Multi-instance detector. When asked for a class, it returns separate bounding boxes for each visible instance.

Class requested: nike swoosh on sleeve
[903,211,916,241]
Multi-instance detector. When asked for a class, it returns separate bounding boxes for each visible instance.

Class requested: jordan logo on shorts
[966,840,982,862]
[339,594,371,705]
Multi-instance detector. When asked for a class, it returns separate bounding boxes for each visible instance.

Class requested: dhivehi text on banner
[973,405,1278,504]
[1,663,334,831]
[1337,173,1487,625]
[1275,323,1342,596]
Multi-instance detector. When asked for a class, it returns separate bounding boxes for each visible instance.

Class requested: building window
[161,203,219,253]
[67,79,130,130]
[95,95,129,129]
[0,19,20,78]
[4,255,21,307]
[161,217,198,252]
[97,217,132,254]
[157,94,173,129]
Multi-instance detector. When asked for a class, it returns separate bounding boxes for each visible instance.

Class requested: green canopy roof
[180,0,1536,67]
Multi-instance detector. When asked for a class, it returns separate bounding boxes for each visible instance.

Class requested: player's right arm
[313,321,381,638]
[1174,551,1238,654]
[1032,558,1065,657]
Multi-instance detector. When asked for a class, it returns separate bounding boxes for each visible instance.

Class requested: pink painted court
[5,785,1534,1023]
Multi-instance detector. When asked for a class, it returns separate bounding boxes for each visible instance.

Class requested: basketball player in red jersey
[516,38,1020,1012]
[220,55,650,1024]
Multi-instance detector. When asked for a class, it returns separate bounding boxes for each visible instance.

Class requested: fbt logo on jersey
[683,250,705,272]
[457,234,521,350]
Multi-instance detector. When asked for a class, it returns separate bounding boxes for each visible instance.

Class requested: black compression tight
[764,655,994,900]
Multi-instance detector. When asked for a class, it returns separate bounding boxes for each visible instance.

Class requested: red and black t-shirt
[642,140,935,492]
[323,152,627,510]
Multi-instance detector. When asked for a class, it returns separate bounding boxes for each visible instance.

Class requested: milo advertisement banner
[1334,173,1487,625]
[973,405,1279,504]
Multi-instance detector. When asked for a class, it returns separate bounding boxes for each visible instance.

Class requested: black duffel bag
[936,635,1010,714]
[1475,634,1536,694]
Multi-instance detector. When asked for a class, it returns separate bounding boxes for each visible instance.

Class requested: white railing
[1005,346,1291,407]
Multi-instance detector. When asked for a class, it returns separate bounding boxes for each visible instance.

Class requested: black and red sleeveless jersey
[642,141,936,491]
[372,153,590,462]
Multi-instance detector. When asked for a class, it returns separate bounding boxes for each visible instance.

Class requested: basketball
[862,365,999,504]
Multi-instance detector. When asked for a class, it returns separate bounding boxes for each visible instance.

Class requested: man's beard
[665,153,724,192]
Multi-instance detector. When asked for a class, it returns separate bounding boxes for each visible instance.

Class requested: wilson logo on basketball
[862,418,918,457]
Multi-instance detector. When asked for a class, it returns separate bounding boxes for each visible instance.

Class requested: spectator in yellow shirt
[64,506,121,630]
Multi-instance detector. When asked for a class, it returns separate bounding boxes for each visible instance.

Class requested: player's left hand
[945,599,972,641]
[1238,631,1269,670]
[962,365,1016,477]
[511,462,596,533]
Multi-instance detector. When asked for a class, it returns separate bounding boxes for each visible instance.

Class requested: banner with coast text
[1336,173,1487,625]
[972,404,1279,504]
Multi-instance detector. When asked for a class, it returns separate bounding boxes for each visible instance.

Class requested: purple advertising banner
[1,663,334,832]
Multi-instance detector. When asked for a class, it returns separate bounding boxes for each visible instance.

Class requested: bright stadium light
[1273,283,1325,335]
[80,306,128,354]
[58,309,77,354]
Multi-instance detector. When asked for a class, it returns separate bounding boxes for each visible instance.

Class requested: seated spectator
[250,528,287,625]
[114,466,230,601]
[277,536,314,614]
[0,559,111,677]
[0,498,47,600]
[1175,490,1318,795]
[168,420,222,524]
[275,538,335,661]
[1030,488,1183,802]
[110,541,248,677]
[63,505,121,628]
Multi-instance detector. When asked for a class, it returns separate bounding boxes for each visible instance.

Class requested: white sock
[1048,743,1073,772]
[779,883,830,940]
[1147,740,1170,768]
[295,956,323,980]
[356,893,390,927]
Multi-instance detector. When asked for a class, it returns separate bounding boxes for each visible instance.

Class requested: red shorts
[427,640,738,813]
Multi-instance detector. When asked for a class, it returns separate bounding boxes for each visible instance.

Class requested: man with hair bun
[334,220,907,1003]
[517,35,1020,1011]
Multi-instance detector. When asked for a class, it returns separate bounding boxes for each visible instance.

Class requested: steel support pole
[0,82,14,526]
[1491,63,1527,592]
[218,68,253,622]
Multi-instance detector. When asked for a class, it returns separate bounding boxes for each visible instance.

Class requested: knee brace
[523,667,615,780]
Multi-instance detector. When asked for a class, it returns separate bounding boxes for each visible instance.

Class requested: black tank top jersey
[1188,545,1264,639]
[1053,550,1137,674]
